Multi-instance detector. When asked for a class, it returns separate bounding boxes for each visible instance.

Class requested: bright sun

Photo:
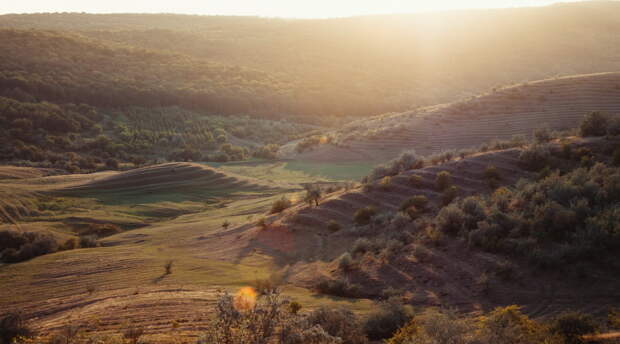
[2,0,576,17]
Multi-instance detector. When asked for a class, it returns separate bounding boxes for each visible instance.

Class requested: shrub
[484,165,501,181]
[534,127,552,143]
[270,196,292,214]
[306,307,368,344]
[0,312,32,344]
[461,197,486,230]
[436,204,465,235]
[612,147,620,166]
[442,186,459,205]
[408,175,423,188]
[399,195,429,212]
[519,144,550,171]
[257,217,268,230]
[164,260,173,275]
[61,238,78,250]
[79,235,98,248]
[379,176,392,191]
[479,306,559,344]
[338,252,354,271]
[327,220,342,233]
[389,309,474,344]
[352,238,372,255]
[363,301,414,341]
[435,171,452,191]
[0,231,59,263]
[551,312,598,344]
[316,278,361,298]
[580,111,610,137]
[288,301,302,315]
[354,207,377,226]
[202,290,288,344]
[304,185,322,207]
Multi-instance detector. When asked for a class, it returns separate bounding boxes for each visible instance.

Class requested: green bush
[408,175,423,188]
[519,144,550,171]
[354,206,377,226]
[327,220,342,232]
[484,165,501,181]
[352,238,372,255]
[580,111,609,137]
[442,186,459,205]
[551,312,598,344]
[363,301,414,341]
[316,278,362,299]
[270,196,292,214]
[338,252,355,271]
[435,171,452,191]
[399,195,429,212]
[307,307,368,344]
[436,204,465,235]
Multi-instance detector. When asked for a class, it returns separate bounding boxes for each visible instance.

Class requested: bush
[289,301,302,315]
[408,175,423,188]
[316,278,361,298]
[442,186,459,205]
[435,171,452,191]
[307,307,368,344]
[0,230,59,263]
[354,207,377,226]
[79,235,98,248]
[270,196,292,214]
[519,144,550,171]
[352,238,372,255]
[399,195,429,212]
[551,312,598,344]
[484,165,501,181]
[327,220,342,232]
[580,111,609,137]
[379,176,392,191]
[0,312,32,344]
[436,204,465,235]
[388,309,474,344]
[479,306,559,344]
[338,252,354,271]
[534,127,552,143]
[363,301,413,340]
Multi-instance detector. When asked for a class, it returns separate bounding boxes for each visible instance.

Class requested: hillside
[283,72,620,162]
[3,133,620,342]
[2,2,620,119]
[262,136,620,316]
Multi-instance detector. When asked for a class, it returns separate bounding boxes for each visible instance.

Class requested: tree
[304,185,322,207]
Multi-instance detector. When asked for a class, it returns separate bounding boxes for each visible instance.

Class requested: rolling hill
[2,1,620,119]
[282,72,620,163]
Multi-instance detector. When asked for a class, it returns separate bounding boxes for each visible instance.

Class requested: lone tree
[222,220,231,230]
[304,184,322,207]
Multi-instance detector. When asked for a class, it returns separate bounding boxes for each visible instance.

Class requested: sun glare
[234,287,257,311]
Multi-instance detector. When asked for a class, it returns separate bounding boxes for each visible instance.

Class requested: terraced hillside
[0,163,371,342]
[282,72,620,163]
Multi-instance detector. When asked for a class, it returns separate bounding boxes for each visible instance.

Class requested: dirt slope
[282,72,620,162]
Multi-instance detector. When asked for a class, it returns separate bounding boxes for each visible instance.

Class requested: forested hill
[2,2,620,119]
[0,30,297,118]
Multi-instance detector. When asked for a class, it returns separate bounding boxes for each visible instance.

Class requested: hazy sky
[0,0,588,18]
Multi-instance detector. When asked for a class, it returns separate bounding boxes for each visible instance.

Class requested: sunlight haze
[1,0,588,17]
